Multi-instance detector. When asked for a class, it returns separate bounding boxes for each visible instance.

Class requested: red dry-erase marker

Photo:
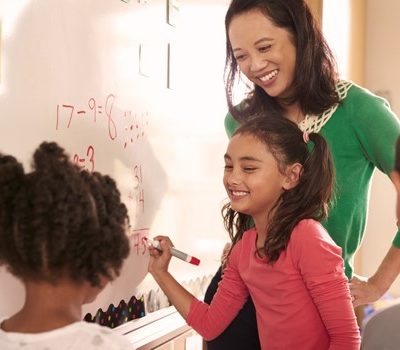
[145,238,200,266]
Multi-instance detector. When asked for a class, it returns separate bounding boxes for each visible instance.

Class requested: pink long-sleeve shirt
[187,219,361,349]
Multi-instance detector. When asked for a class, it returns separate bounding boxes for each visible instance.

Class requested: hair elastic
[303,132,310,144]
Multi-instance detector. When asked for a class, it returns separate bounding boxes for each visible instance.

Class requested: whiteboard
[0,0,230,325]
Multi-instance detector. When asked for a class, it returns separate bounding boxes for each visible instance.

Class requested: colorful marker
[145,237,200,266]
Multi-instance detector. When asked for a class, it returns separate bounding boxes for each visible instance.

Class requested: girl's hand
[349,274,383,307]
[148,235,174,276]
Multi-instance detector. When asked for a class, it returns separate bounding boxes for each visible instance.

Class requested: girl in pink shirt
[148,116,361,349]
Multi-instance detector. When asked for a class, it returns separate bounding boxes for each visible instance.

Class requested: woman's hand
[148,235,174,276]
[349,246,400,307]
[349,274,383,307]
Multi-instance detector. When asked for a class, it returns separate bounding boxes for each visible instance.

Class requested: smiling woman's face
[228,8,297,100]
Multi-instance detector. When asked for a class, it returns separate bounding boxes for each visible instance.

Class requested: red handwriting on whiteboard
[73,145,95,172]
[134,164,145,214]
[123,111,149,149]
[128,164,145,216]
[56,94,117,141]
[129,228,149,256]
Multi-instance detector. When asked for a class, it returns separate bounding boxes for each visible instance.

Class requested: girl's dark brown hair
[0,142,129,287]
[222,116,335,263]
[224,0,340,122]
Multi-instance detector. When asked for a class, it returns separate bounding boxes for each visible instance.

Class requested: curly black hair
[0,142,130,287]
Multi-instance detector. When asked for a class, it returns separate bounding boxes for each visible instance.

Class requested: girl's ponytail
[0,154,25,264]
[299,131,335,221]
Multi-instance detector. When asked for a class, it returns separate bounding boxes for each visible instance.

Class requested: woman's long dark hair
[224,0,340,122]
[222,116,335,263]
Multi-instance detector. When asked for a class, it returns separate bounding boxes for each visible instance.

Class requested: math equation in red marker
[55,94,149,148]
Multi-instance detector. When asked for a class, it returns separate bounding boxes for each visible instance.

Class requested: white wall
[361,0,400,296]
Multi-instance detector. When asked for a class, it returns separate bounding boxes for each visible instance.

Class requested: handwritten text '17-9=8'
[55,93,149,147]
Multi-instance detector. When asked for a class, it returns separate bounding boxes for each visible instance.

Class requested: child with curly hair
[0,142,131,350]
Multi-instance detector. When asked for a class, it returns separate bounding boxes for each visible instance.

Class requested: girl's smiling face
[228,9,297,100]
[223,133,287,225]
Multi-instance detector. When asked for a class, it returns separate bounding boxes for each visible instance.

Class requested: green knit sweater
[224,82,400,278]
